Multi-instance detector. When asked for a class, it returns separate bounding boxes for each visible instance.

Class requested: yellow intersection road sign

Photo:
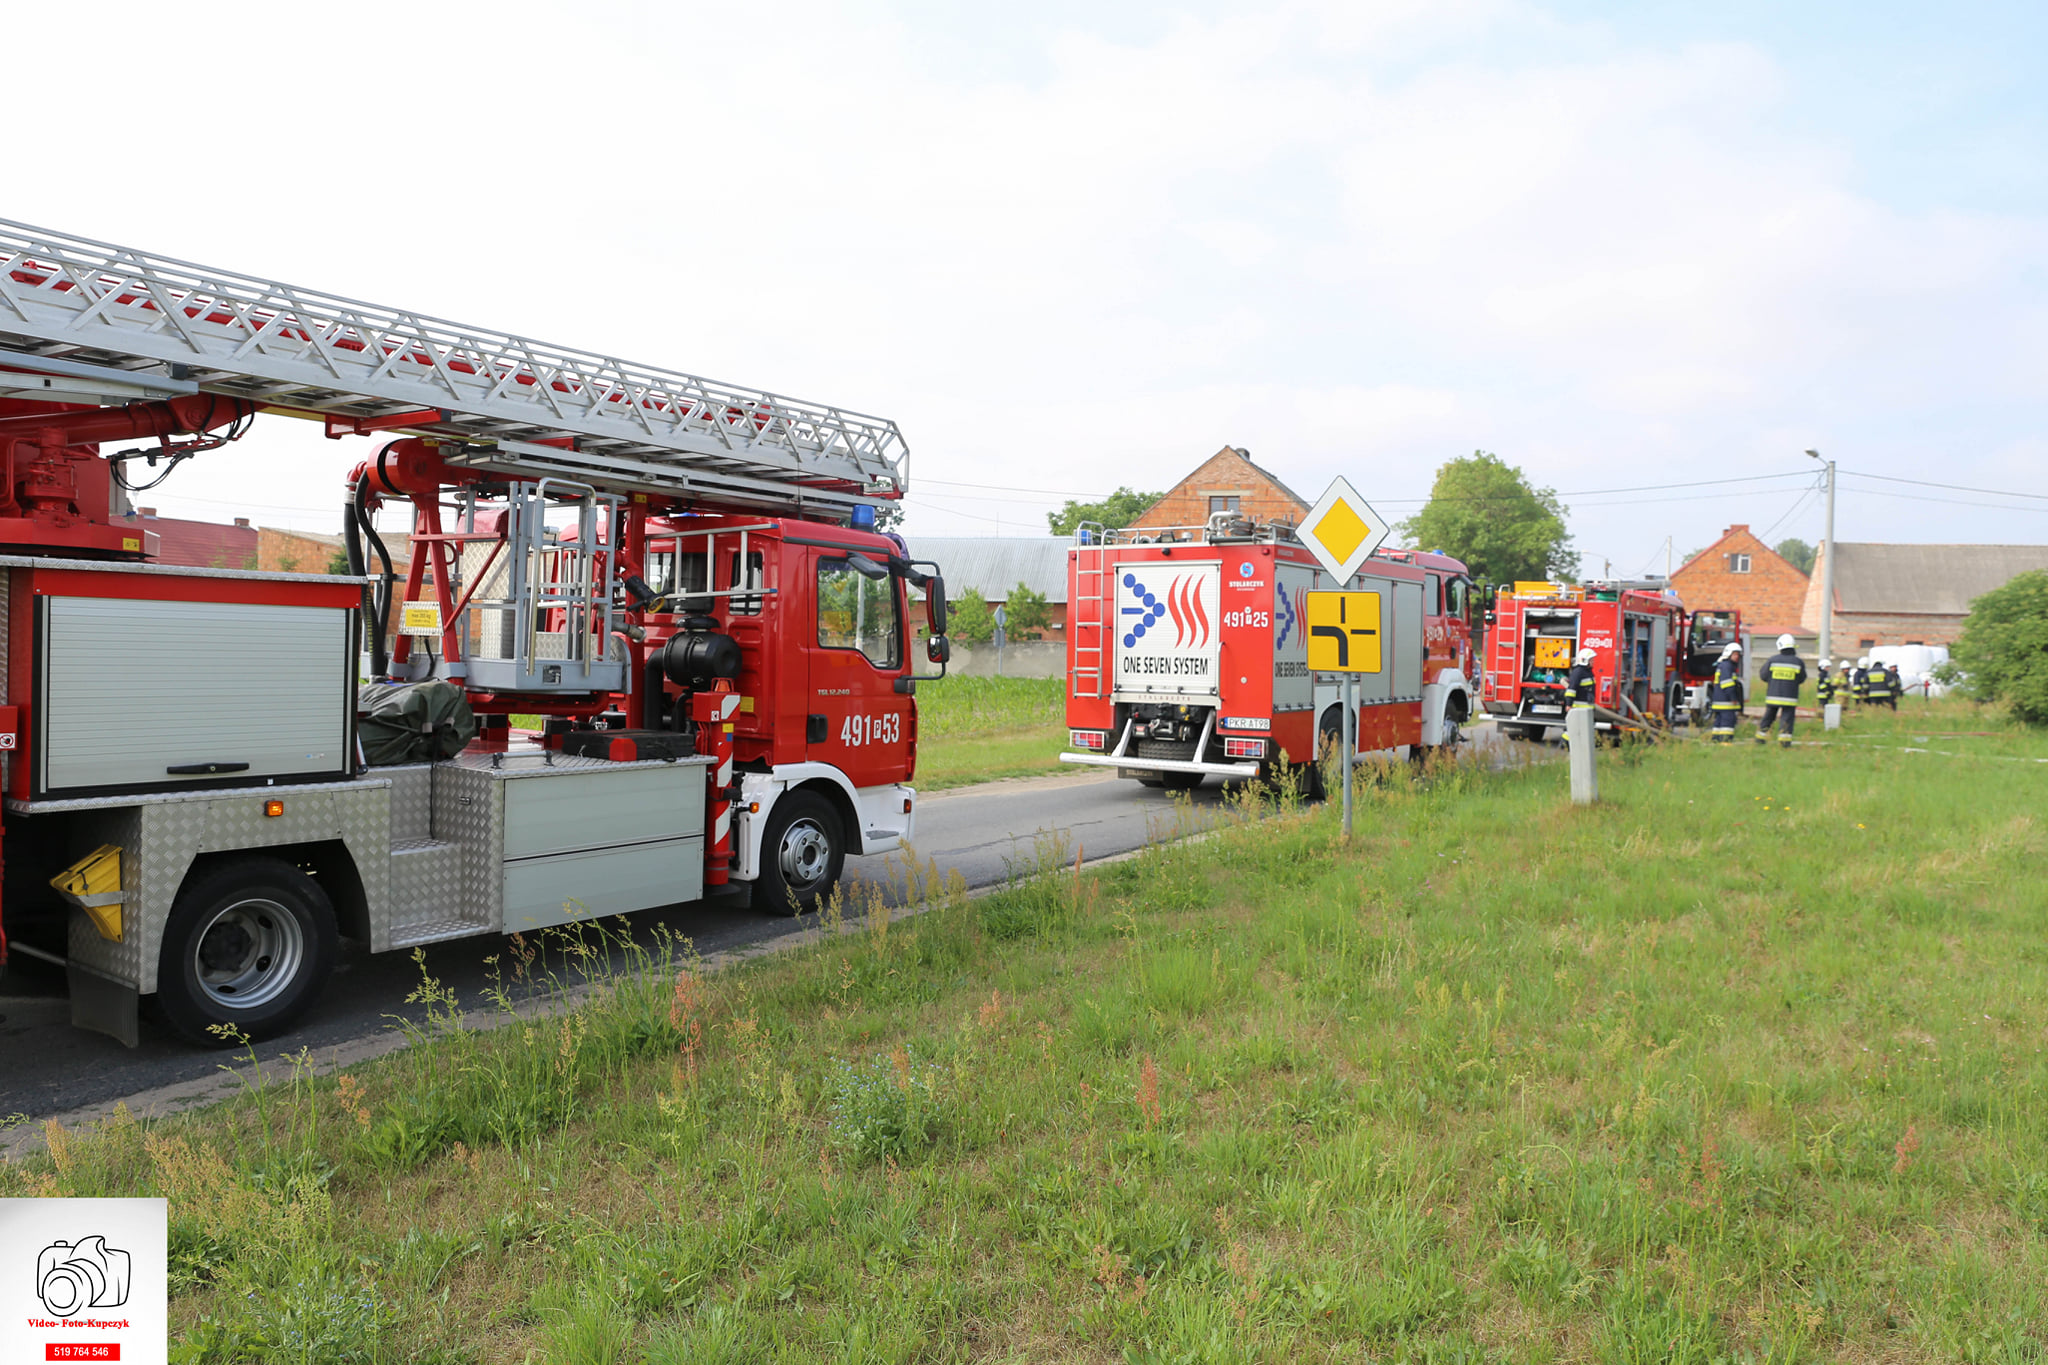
[1306,591,1382,673]
[1299,476,1390,582]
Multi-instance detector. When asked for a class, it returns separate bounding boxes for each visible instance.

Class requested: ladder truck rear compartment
[1480,580,1734,739]
[1060,519,1476,787]
[0,219,952,1045]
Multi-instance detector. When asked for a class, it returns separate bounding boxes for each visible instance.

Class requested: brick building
[256,525,409,578]
[1669,524,1809,634]
[1800,542,2048,650]
[1129,446,1309,533]
[112,507,258,569]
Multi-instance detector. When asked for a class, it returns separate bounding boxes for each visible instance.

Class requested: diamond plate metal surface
[385,765,433,841]
[432,763,505,931]
[55,779,393,993]
[388,839,474,937]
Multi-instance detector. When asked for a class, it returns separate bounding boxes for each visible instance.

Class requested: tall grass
[914,674,1064,739]
[8,700,2047,1362]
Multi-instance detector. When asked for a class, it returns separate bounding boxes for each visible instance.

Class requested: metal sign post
[1297,477,1392,842]
[1341,675,1356,839]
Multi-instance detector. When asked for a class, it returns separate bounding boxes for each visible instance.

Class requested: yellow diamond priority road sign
[1305,590,1383,673]
[1299,476,1390,583]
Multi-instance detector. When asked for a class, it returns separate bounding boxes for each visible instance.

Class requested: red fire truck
[1480,580,1737,739]
[0,219,949,1044]
[1060,515,1477,786]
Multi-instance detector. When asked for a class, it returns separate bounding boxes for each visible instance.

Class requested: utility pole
[1806,449,1835,662]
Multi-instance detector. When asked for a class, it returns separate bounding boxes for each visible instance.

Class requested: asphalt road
[0,768,1228,1124]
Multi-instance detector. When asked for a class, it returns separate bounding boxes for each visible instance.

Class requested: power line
[1842,468,2048,502]
[1837,485,2048,514]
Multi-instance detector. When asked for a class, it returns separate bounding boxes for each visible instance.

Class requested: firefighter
[1709,641,1744,743]
[1865,656,1893,709]
[1754,633,1806,747]
[1567,646,1597,712]
[1815,659,1835,709]
[1853,657,1871,704]
[1887,661,1905,707]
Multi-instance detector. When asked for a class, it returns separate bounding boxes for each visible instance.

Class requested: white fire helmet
[1721,642,1741,659]
[1777,634,1797,651]
[1858,656,1870,668]
[1576,646,1596,665]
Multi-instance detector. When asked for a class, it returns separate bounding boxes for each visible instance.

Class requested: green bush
[1949,568,2048,724]
[827,1051,944,1164]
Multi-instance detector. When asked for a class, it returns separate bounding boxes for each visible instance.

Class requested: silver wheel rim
[190,897,304,1009]
[778,819,832,889]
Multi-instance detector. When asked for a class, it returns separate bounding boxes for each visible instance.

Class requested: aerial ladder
[0,219,949,1045]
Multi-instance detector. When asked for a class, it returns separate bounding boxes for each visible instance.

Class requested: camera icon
[36,1236,131,1316]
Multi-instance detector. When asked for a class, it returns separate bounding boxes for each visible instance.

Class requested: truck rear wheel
[752,790,846,916]
[155,857,337,1045]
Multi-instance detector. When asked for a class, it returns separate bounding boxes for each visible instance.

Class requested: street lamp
[1806,449,1835,663]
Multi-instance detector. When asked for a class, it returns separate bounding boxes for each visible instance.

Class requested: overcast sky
[11,0,2046,573]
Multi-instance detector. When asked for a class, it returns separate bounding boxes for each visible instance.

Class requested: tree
[1397,452,1576,587]
[872,502,905,533]
[1775,537,1816,575]
[326,549,352,574]
[1947,569,2048,724]
[948,587,995,645]
[1047,487,1162,537]
[1005,582,1052,639]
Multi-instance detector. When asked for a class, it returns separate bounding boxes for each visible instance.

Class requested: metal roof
[902,536,1070,602]
[1830,542,2048,615]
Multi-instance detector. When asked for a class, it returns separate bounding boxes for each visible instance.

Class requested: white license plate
[1531,705,1562,715]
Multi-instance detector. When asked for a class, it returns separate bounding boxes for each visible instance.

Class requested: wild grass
[7,699,2047,1362]
[915,675,1069,789]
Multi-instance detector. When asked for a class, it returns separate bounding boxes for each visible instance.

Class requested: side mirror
[924,575,948,635]
[926,635,950,665]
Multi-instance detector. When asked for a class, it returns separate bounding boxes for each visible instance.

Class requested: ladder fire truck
[1480,580,1737,739]
[0,220,950,1045]
[1060,514,1477,786]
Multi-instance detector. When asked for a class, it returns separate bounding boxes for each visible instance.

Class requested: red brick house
[1669,524,1809,634]
[1130,446,1309,533]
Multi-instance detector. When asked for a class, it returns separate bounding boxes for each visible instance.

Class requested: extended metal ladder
[0,219,906,515]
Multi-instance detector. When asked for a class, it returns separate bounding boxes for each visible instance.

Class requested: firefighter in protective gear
[1567,646,1597,711]
[1755,633,1806,747]
[1886,662,1904,707]
[1853,657,1871,703]
[1710,642,1744,742]
[1815,659,1836,707]
[1864,656,1893,708]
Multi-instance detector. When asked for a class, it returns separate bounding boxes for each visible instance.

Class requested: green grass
[10,699,2048,1362]
[914,675,1069,790]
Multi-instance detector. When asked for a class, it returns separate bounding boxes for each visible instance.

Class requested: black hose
[350,474,397,678]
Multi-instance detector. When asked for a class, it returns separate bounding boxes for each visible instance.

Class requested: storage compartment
[37,593,355,798]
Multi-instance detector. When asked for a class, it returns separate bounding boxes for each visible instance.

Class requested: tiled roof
[114,513,257,569]
[1830,542,2048,615]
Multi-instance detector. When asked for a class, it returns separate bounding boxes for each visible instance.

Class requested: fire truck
[1060,515,1477,787]
[1480,580,1736,739]
[0,220,950,1044]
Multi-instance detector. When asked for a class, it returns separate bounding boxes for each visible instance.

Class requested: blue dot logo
[1122,573,1136,588]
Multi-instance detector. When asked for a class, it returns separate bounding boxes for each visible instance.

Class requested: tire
[155,857,337,1045]
[751,790,846,916]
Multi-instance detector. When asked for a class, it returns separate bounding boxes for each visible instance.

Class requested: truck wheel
[155,857,336,1045]
[752,790,845,916]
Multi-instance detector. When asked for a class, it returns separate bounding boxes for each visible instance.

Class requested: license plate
[1531,705,1562,715]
